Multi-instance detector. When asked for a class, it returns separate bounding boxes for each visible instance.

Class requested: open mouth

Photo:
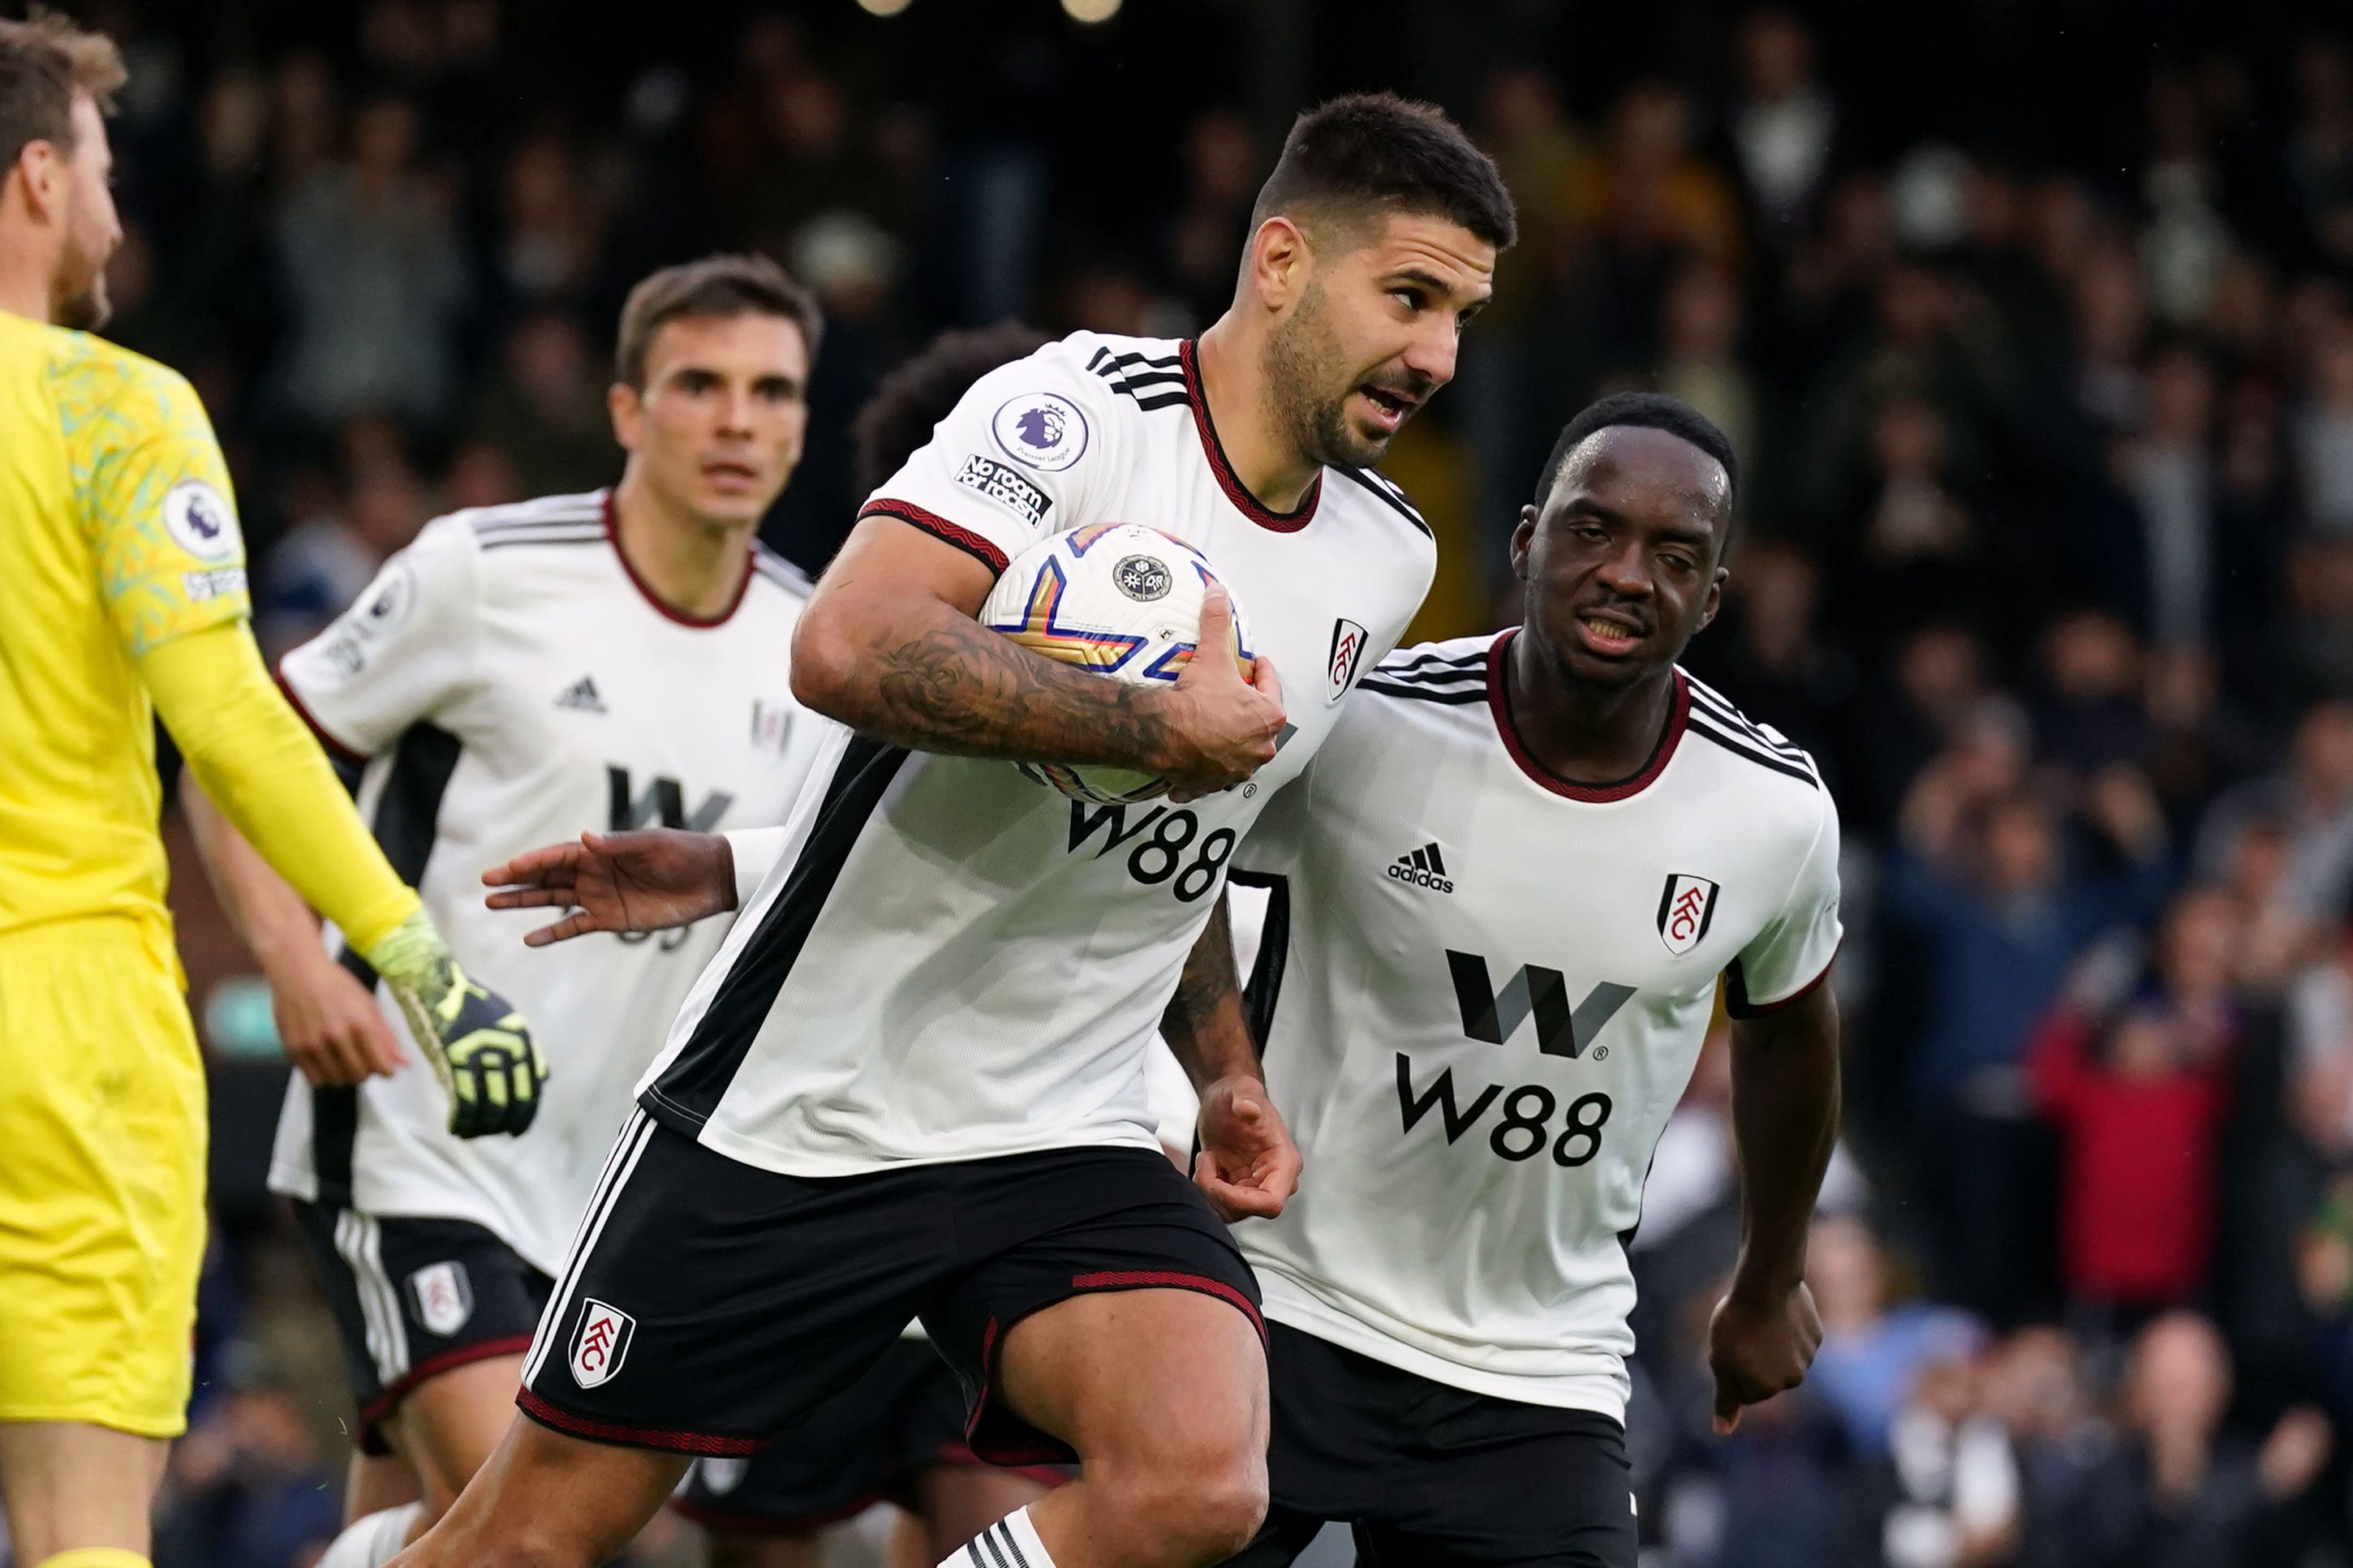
[1575,614,1645,655]
[1358,385,1417,432]
[703,460,759,488]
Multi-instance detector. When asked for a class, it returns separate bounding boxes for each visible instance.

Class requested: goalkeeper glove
[362,909,547,1138]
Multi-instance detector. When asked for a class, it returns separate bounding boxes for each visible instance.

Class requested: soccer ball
[981,522,1254,805]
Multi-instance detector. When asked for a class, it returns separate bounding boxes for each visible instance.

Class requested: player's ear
[1245,215,1310,310]
[11,139,63,221]
[1700,565,1728,629]
[607,381,643,452]
[1508,505,1538,582]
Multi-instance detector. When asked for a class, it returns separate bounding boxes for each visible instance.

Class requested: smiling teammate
[402,92,1514,1568]
[0,19,536,1568]
[1215,393,1843,1566]
[183,254,833,1568]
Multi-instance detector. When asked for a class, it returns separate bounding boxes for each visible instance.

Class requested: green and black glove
[363,910,546,1138]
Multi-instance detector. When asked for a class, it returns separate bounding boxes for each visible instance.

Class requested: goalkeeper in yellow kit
[0,18,544,1568]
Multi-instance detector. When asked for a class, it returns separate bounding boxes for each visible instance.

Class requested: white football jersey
[268,492,828,1274]
[1232,633,1842,1419]
[637,333,1435,1175]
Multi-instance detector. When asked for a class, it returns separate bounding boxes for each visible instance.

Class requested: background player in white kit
[1215,393,1843,1566]
[183,253,833,1568]
[407,94,1513,1568]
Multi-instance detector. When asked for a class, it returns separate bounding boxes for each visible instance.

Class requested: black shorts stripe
[1332,466,1433,539]
[1686,715,1819,787]
[316,722,464,1204]
[1232,870,1291,1058]
[524,1108,656,1386]
[643,739,913,1128]
[991,1521,1033,1568]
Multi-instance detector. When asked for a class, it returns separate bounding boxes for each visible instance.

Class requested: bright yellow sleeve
[139,621,420,953]
[58,348,252,655]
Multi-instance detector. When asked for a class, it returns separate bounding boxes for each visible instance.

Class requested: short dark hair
[850,322,1052,495]
[614,252,824,389]
[1250,92,1517,253]
[0,11,124,170]
[1535,392,1738,514]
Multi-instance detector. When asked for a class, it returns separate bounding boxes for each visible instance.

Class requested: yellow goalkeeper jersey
[0,307,252,939]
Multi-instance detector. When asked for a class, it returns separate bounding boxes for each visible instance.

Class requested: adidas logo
[1386,842,1453,894]
[555,676,606,714]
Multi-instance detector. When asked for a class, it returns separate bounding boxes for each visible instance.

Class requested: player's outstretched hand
[1706,1280,1823,1434]
[1162,584,1285,801]
[483,828,738,947]
[273,943,405,1088]
[1193,1072,1302,1222]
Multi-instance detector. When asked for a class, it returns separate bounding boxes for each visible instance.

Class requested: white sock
[939,1504,1060,1568]
[316,1502,427,1568]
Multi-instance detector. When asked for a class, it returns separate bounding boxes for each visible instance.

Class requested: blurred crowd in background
[38,0,2353,1562]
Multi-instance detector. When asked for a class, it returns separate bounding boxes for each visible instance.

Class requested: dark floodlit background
[47,0,2353,1561]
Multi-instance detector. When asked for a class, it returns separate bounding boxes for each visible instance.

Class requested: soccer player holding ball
[0,19,536,1568]
[407,93,1512,1568]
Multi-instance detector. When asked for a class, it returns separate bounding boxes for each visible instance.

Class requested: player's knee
[1108,1438,1267,1562]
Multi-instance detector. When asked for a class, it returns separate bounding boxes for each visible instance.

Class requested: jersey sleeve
[277,516,480,760]
[854,343,1123,574]
[62,351,252,656]
[1725,789,1843,1017]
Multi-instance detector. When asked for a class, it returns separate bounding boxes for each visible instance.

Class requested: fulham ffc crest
[570,1299,635,1389]
[1327,619,1369,705]
[1657,874,1720,956]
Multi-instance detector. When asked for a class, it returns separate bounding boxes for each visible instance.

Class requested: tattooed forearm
[845,610,1178,768]
[1162,894,1259,1088]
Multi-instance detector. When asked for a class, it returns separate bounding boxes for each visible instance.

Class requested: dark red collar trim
[1180,338,1320,532]
[1486,627,1688,802]
[604,489,753,629]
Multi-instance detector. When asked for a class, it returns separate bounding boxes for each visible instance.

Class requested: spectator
[2115,343,2222,652]
[2294,323,2353,535]
[254,458,428,658]
[2028,887,2243,1321]
[1726,8,1837,251]
[1888,769,2170,1321]
[471,311,619,499]
[272,92,472,430]
[1985,1326,2114,1568]
[2197,698,2353,924]
[2058,1312,2333,1568]
[1805,1212,1985,1457]
[1877,1339,2020,1568]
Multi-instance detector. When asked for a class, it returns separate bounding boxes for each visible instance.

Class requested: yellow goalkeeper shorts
[0,916,207,1437]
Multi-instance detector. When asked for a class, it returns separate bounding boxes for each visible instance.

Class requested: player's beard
[1264,279,1381,471]
[50,232,111,332]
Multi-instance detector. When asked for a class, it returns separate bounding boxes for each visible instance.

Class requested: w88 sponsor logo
[1394,1053,1613,1168]
[1067,800,1236,902]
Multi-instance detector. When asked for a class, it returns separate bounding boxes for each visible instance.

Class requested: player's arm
[792,520,1280,795]
[1159,892,1301,1222]
[792,352,1280,794]
[1707,978,1840,1433]
[78,365,541,1137]
[179,770,402,1088]
[139,625,544,1136]
[1705,791,1845,1433]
